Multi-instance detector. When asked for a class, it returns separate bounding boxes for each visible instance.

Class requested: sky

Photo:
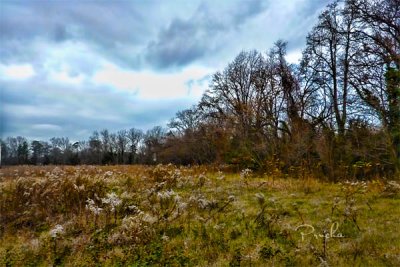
[0,0,331,141]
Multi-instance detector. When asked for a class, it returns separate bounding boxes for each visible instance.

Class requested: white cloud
[93,63,212,100]
[38,41,104,85]
[286,50,303,64]
[0,64,36,80]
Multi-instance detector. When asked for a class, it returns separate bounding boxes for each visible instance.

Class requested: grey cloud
[231,0,266,26]
[146,0,268,69]
[0,0,150,69]
[285,0,333,51]
[146,19,211,69]
[145,14,220,69]
[53,24,70,42]
[0,0,331,71]
[1,1,145,44]
[299,0,333,17]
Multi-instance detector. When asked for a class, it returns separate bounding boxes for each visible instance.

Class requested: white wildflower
[157,189,176,201]
[175,194,182,202]
[104,171,114,177]
[142,213,157,224]
[197,198,210,209]
[50,224,64,238]
[161,235,170,242]
[240,168,252,179]
[179,201,188,210]
[217,171,225,180]
[102,192,122,212]
[86,198,103,215]
[388,181,400,190]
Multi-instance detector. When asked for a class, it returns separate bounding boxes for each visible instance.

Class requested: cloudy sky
[0,0,331,141]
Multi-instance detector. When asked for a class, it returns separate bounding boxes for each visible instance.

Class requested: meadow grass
[0,165,399,266]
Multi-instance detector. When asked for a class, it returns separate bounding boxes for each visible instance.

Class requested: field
[1,165,400,266]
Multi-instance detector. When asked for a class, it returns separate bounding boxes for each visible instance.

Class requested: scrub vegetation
[1,165,399,266]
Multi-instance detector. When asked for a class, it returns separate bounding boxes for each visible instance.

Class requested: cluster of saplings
[1,0,399,180]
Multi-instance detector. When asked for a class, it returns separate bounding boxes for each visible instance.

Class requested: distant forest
[1,0,399,180]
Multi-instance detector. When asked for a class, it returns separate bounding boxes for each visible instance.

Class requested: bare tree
[127,128,143,164]
[201,50,265,139]
[143,126,165,164]
[303,1,359,137]
[168,106,202,136]
[348,0,400,171]
[88,131,102,164]
[116,130,127,164]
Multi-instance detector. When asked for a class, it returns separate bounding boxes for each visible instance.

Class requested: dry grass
[1,165,399,266]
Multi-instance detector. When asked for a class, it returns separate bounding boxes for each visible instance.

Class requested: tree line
[1,0,399,179]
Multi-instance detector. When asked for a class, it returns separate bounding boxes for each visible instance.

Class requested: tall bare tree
[348,0,400,171]
[127,128,143,163]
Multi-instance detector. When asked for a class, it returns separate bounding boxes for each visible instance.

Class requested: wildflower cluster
[382,180,400,197]
[102,192,122,212]
[49,224,64,238]
[86,198,103,215]
[108,211,156,246]
[340,180,368,202]
[240,168,253,179]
